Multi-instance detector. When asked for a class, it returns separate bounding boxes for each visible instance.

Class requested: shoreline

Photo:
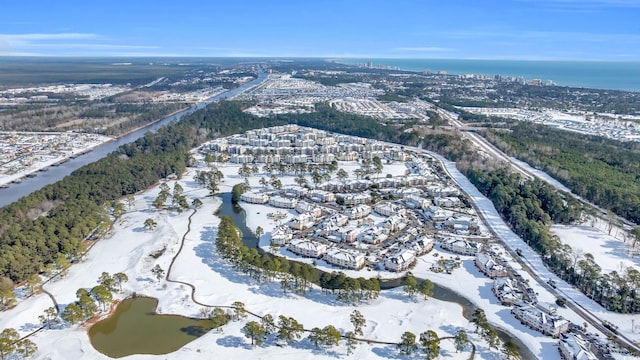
[0,106,190,187]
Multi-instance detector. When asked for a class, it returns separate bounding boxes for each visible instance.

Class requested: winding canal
[216,193,537,360]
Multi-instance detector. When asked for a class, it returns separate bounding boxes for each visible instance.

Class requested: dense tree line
[0,101,284,285]
[467,167,640,312]
[215,216,380,303]
[482,122,640,224]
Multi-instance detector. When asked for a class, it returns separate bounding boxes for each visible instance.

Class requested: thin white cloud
[25,43,159,50]
[0,33,98,41]
[395,47,455,52]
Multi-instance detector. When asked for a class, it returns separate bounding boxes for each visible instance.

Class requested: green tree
[144,218,157,231]
[309,327,323,348]
[242,321,266,346]
[419,330,440,360]
[192,198,203,208]
[350,309,366,336]
[151,264,164,282]
[38,306,59,329]
[270,175,282,190]
[398,331,417,354]
[61,303,84,325]
[112,201,126,219]
[336,168,348,182]
[321,325,342,347]
[113,272,129,292]
[0,289,15,311]
[255,226,264,240]
[471,308,487,333]
[483,327,500,350]
[418,279,434,300]
[98,272,117,292]
[25,274,40,297]
[90,285,113,311]
[277,316,304,344]
[402,272,418,298]
[55,253,69,277]
[210,308,228,332]
[345,330,357,355]
[0,328,20,360]
[15,338,37,358]
[454,329,469,352]
[231,301,247,320]
[261,314,276,335]
[502,341,520,359]
[125,194,135,209]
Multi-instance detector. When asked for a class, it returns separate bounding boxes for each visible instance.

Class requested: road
[427,106,640,354]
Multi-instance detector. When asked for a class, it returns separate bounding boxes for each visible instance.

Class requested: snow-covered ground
[431,152,640,351]
[0,168,492,360]
[3,144,639,359]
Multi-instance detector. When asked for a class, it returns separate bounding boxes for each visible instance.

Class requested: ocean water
[337,58,640,92]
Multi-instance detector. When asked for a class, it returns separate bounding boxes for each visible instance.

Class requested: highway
[428,105,640,354]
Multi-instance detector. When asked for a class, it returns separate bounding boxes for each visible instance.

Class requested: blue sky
[1,0,638,60]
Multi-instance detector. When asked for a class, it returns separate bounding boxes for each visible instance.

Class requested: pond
[89,297,213,358]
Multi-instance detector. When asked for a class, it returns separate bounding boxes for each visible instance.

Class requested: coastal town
[0,60,639,360]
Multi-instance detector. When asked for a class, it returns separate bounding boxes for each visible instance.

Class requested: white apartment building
[270,226,293,246]
[345,204,371,220]
[374,202,407,217]
[269,196,298,209]
[385,249,416,272]
[511,302,569,337]
[289,213,316,230]
[287,239,327,258]
[323,248,365,270]
[439,238,482,256]
[240,191,269,204]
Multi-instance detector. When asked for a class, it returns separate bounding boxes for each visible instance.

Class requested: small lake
[89,297,213,358]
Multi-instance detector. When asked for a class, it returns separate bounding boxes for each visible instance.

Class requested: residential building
[269,196,298,209]
[270,226,293,246]
[492,278,523,306]
[308,189,335,203]
[439,238,482,256]
[404,195,430,209]
[341,193,371,205]
[294,201,322,218]
[405,236,435,255]
[558,333,598,360]
[345,204,371,220]
[323,248,365,270]
[341,229,358,243]
[434,196,461,208]
[287,239,327,258]
[374,202,407,217]
[511,302,569,337]
[240,191,269,204]
[475,253,508,278]
[359,227,388,244]
[385,249,416,272]
[289,213,316,230]
[282,185,308,198]
[383,215,408,232]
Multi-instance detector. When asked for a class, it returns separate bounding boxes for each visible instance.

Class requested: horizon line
[1,55,640,62]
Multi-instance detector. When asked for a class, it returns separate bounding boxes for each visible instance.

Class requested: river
[0,68,266,208]
[216,193,537,360]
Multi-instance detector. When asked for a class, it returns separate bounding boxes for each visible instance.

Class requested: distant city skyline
[1,0,639,60]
